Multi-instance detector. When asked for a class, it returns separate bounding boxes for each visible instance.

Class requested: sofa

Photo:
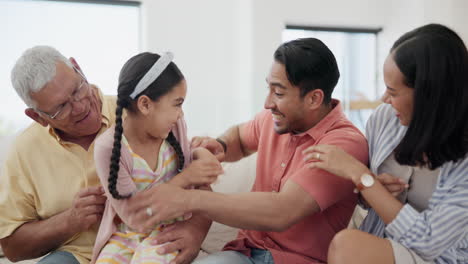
[0,136,367,264]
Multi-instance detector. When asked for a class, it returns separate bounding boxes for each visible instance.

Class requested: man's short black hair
[274,38,340,104]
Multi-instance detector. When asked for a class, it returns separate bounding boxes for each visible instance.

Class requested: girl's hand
[376,173,408,197]
[302,144,368,183]
[191,136,225,161]
[171,148,223,188]
[192,147,218,161]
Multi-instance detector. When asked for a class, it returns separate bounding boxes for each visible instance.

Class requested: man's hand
[67,186,106,233]
[127,184,192,233]
[150,215,211,264]
[0,186,107,261]
[191,136,225,161]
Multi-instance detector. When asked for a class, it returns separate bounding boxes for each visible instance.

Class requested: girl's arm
[94,133,140,229]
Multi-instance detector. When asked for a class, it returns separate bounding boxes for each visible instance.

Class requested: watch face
[362,174,375,187]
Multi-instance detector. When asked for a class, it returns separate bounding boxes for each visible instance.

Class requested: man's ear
[305,89,325,110]
[136,95,152,115]
[69,57,81,71]
[25,108,49,127]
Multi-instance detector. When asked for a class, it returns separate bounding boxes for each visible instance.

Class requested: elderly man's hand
[67,186,106,233]
[150,215,211,264]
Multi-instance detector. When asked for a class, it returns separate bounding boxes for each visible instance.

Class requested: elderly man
[0,46,210,264]
[122,38,369,264]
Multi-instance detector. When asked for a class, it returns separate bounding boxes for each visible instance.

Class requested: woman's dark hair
[274,38,340,104]
[391,24,468,169]
[109,52,186,199]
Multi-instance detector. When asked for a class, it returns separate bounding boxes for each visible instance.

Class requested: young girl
[91,52,222,263]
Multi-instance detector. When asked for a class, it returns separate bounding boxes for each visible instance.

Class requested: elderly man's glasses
[35,67,90,121]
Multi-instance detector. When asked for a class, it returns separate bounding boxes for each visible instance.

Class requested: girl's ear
[136,95,152,115]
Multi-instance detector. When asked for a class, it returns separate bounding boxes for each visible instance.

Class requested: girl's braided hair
[108,52,185,199]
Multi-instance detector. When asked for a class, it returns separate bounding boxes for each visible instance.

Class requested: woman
[303,24,467,264]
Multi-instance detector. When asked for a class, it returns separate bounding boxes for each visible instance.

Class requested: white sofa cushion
[201,153,257,253]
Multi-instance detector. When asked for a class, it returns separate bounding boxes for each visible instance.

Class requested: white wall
[0,0,468,138]
[2,1,466,137]
[0,1,140,135]
[139,0,468,138]
[139,0,254,137]
[250,0,388,111]
[451,0,468,42]
[249,0,468,109]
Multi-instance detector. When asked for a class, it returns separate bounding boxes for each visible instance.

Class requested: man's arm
[129,180,319,233]
[218,124,255,162]
[0,187,105,262]
[1,210,75,262]
[190,180,318,231]
[140,185,213,264]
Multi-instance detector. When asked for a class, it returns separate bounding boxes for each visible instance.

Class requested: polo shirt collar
[291,99,345,141]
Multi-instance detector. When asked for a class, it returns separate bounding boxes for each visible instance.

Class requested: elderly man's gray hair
[11,46,73,108]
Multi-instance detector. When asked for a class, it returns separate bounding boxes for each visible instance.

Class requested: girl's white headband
[130,52,174,99]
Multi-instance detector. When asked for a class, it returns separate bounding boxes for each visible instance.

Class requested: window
[283,25,382,131]
[0,0,140,135]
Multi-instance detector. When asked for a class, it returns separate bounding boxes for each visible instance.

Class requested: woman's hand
[302,144,369,183]
[376,173,408,197]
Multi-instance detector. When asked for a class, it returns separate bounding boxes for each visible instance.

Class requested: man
[0,46,210,264]
[122,38,369,264]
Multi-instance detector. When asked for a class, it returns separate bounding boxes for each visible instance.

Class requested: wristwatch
[353,172,376,193]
